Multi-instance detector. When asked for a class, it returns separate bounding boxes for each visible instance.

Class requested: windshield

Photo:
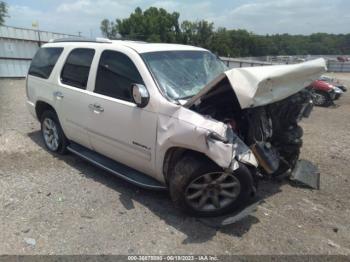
[142,51,226,100]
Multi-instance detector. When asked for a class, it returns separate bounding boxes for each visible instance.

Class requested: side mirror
[131,83,150,108]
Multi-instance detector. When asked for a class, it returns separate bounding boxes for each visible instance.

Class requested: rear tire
[40,110,68,154]
[168,153,254,217]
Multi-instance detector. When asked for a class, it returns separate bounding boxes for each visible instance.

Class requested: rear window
[28,47,63,79]
[61,48,95,89]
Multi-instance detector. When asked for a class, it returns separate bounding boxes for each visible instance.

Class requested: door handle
[53,91,64,100]
[89,103,104,113]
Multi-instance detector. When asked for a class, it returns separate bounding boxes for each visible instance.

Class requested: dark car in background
[308,79,344,106]
[337,56,349,62]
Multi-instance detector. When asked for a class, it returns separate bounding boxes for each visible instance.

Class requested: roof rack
[49,37,112,43]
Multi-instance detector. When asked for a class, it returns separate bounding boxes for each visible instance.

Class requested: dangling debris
[290,159,320,189]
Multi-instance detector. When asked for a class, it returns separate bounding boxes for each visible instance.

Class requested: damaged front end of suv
[185,58,326,180]
[165,58,327,217]
[145,52,327,217]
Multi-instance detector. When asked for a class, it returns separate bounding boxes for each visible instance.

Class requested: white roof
[112,40,206,53]
[44,39,206,54]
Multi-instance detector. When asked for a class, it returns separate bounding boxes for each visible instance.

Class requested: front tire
[169,153,254,217]
[40,110,68,154]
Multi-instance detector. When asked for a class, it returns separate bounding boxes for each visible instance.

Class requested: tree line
[101,7,350,57]
[0,1,8,25]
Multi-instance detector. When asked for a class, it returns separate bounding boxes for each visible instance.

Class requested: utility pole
[32,21,41,47]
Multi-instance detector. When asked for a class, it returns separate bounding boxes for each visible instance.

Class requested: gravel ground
[0,74,350,255]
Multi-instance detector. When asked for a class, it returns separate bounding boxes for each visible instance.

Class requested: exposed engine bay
[190,77,314,177]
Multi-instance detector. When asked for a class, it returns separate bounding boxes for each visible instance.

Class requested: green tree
[100,19,109,37]
[180,20,214,48]
[0,1,8,25]
[100,19,116,38]
[100,6,350,57]
[109,7,180,42]
[210,28,231,56]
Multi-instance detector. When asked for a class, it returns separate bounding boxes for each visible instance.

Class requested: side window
[94,50,144,101]
[61,48,95,89]
[28,47,63,79]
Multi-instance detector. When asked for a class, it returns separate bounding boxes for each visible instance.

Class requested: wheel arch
[162,146,257,194]
[35,101,56,121]
[162,146,221,184]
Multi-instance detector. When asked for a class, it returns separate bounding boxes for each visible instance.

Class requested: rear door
[86,49,158,175]
[55,48,96,148]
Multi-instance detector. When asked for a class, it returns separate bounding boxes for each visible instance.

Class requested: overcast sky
[6,0,350,37]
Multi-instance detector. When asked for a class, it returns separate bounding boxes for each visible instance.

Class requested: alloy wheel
[185,172,241,212]
[42,118,60,151]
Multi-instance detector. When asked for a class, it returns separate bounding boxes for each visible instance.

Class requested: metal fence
[0,25,77,77]
[221,56,350,72]
[220,57,275,69]
[327,60,350,72]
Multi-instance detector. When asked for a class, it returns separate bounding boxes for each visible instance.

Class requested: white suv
[26,38,325,217]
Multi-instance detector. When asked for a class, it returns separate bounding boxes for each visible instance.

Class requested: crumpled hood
[184,58,327,109]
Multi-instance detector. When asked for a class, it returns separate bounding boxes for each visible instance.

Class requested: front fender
[155,107,258,182]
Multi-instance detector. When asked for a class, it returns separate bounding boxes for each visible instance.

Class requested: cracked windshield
[142,51,226,100]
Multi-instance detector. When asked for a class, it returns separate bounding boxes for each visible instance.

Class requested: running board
[67,143,167,190]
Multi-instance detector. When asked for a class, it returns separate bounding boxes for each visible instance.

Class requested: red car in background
[308,80,344,106]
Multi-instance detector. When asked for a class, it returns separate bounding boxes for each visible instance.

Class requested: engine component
[191,83,314,177]
[250,142,279,174]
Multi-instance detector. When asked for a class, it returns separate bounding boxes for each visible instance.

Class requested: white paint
[185,58,327,109]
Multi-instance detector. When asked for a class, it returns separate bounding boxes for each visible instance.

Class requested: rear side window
[28,47,63,79]
[61,48,95,89]
[94,50,144,101]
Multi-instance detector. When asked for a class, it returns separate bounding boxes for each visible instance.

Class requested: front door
[87,50,157,175]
